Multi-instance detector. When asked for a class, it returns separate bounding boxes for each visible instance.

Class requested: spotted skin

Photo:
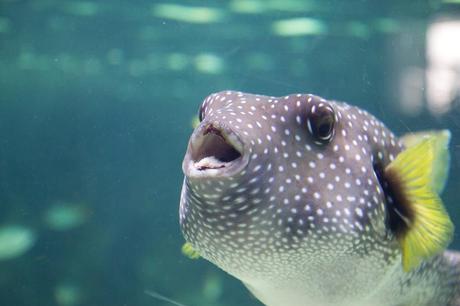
[180,91,460,306]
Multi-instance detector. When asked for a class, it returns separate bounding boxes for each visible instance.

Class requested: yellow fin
[385,135,453,272]
[400,130,451,193]
[191,116,200,129]
[181,242,200,259]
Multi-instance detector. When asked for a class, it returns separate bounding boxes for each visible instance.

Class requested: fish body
[179,91,460,306]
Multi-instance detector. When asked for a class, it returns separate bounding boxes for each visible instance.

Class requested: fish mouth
[183,122,248,178]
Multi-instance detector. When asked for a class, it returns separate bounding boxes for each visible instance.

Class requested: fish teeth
[194,156,227,170]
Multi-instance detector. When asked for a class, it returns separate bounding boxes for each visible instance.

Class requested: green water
[0,1,459,305]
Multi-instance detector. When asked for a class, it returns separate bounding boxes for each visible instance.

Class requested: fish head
[180,90,403,281]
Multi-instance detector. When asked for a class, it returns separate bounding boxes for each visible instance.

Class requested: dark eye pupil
[308,105,335,143]
[318,119,333,137]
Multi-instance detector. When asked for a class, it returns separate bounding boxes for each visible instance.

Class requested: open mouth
[184,123,246,177]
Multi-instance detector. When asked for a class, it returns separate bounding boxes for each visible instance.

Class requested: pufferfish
[179,90,460,306]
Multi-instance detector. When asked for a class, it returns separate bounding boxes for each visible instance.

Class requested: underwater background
[1,0,460,305]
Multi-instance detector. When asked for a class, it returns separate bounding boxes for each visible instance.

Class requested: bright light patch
[347,21,370,38]
[167,53,189,71]
[230,0,314,13]
[152,4,224,24]
[426,19,460,114]
[374,18,400,33]
[55,283,82,306]
[272,18,326,36]
[44,203,88,231]
[0,225,36,260]
[229,0,266,14]
[194,53,224,74]
[399,67,424,116]
[64,1,99,16]
[203,272,223,301]
[268,0,314,12]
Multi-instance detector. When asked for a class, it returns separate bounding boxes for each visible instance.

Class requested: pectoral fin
[400,130,451,193]
[385,133,453,272]
[181,242,200,259]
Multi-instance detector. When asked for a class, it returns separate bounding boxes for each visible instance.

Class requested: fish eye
[198,105,204,122]
[307,104,335,144]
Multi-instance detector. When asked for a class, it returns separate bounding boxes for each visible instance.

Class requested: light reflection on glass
[426,19,460,115]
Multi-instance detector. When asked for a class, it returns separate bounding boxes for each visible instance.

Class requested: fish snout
[183,121,248,178]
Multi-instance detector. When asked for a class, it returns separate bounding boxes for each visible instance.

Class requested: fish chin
[183,122,248,178]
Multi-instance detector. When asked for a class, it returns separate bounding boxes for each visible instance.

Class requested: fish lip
[183,121,249,178]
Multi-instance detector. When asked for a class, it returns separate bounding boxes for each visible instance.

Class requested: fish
[179,90,460,306]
